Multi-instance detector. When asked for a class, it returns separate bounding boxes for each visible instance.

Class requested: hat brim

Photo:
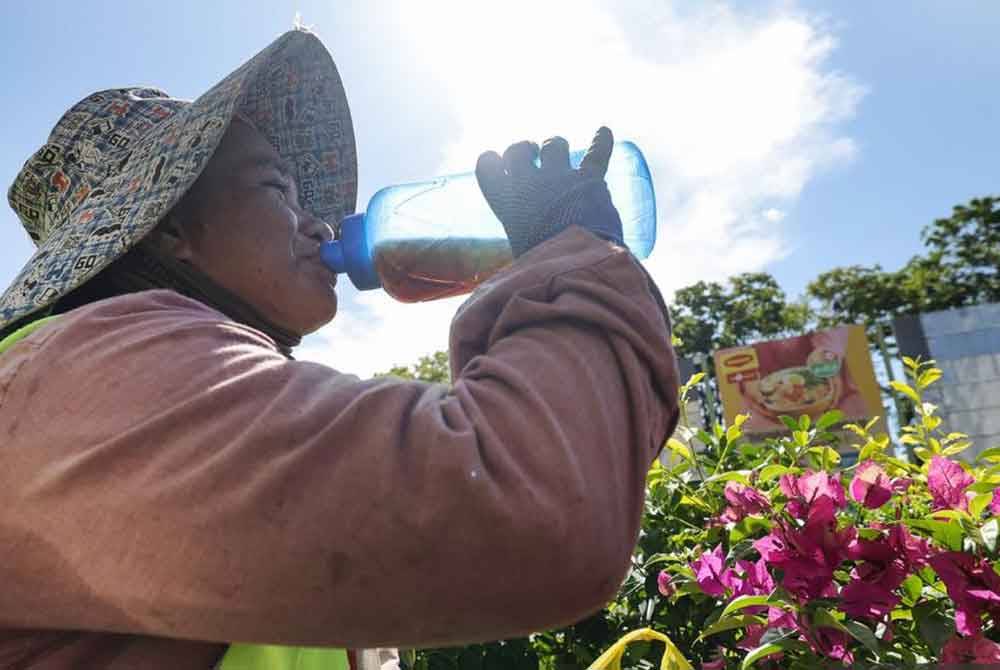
[1,29,357,332]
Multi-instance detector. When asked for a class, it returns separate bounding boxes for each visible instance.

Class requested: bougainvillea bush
[648,357,1000,668]
[410,357,1000,669]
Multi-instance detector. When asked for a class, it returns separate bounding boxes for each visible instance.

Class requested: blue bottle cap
[320,213,382,290]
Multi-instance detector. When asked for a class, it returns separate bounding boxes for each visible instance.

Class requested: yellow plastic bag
[586,628,692,670]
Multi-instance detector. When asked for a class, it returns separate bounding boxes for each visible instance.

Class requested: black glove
[475,127,624,258]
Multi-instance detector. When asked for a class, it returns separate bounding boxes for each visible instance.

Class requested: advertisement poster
[714,325,883,436]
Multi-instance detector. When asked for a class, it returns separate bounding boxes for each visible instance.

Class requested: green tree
[917,195,1000,309]
[808,195,999,327]
[378,351,451,384]
[669,272,810,357]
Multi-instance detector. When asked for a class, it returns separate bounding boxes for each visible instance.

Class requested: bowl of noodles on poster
[713,325,883,436]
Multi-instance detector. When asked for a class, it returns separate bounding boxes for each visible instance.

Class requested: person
[0,29,680,670]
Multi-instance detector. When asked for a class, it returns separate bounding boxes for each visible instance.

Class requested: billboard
[714,325,883,437]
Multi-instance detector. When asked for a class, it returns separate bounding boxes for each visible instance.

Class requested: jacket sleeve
[0,226,679,649]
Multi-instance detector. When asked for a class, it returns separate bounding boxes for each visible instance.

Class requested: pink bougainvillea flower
[728,558,774,598]
[690,545,730,597]
[990,487,1000,517]
[720,481,770,523]
[850,460,893,509]
[840,579,899,619]
[929,551,1000,635]
[942,633,1000,663]
[891,478,913,494]
[887,524,932,569]
[805,626,854,664]
[657,570,675,597]
[928,455,974,512]
[701,651,726,670]
[779,470,846,521]
[755,514,854,601]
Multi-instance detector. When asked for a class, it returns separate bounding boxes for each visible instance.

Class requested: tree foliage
[377,351,451,384]
[809,196,999,329]
[668,272,810,358]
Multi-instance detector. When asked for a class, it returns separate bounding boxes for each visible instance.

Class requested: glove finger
[475,150,508,209]
[579,126,614,178]
[502,141,540,178]
[539,136,571,173]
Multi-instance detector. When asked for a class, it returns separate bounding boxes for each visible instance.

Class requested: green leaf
[683,372,706,389]
[680,495,712,512]
[982,518,999,552]
[816,409,845,431]
[843,622,879,657]
[811,607,849,634]
[730,516,773,543]
[917,368,943,389]
[890,380,921,405]
[793,430,810,447]
[970,481,1000,494]
[901,575,922,604]
[705,470,752,486]
[913,602,955,652]
[740,640,807,670]
[907,519,964,551]
[978,447,1000,463]
[698,614,764,640]
[798,415,811,431]
[927,509,971,523]
[971,492,994,518]
[666,438,692,461]
[720,595,772,620]
[726,424,743,444]
[760,464,795,482]
[942,441,972,455]
[806,446,841,469]
[779,415,799,432]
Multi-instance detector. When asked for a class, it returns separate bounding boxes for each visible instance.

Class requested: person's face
[166,120,339,335]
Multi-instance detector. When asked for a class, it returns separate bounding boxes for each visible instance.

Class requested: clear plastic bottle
[321,141,656,303]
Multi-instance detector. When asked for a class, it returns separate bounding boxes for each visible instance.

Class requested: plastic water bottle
[321,141,656,303]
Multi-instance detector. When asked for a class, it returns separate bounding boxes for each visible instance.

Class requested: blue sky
[1,1,997,375]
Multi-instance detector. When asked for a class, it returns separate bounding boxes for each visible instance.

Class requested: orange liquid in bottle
[372,237,514,303]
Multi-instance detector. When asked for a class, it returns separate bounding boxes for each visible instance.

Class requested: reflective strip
[0,315,60,356]
[218,644,349,670]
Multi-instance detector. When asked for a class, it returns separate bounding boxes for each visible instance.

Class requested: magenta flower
[755,514,854,601]
[990,488,1000,517]
[779,470,846,521]
[840,525,929,621]
[728,558,774,598]
[701,652,726,670]
[720,481,770,523]
[941,633,1000,663]
[928,551,1000,635]
[690,545,730,597]
[657,570,675,597]
[928,456,974,512]
[887,523,932,569]
[840,579,898,619]
[849,460,893,509]
[803,625,853,664]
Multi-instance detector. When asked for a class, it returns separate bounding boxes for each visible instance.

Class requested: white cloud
[763,208,786,222]
[300,0,865,377]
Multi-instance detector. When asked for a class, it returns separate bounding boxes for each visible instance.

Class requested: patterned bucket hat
[2,28,356,332]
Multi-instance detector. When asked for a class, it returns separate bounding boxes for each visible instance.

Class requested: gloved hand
[475,127,624,258]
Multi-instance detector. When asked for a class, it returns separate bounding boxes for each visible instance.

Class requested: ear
[148,213,197,262]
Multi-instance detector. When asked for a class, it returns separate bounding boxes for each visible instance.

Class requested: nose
[299,209,334,245]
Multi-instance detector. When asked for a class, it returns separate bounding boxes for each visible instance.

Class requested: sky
[1,1,998,377]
